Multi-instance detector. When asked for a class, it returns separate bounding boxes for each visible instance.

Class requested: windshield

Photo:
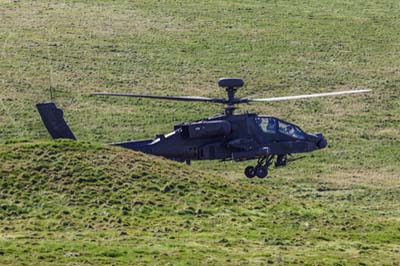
[278,120,305,139]
[255,117,305,139]
[255,117,277,134]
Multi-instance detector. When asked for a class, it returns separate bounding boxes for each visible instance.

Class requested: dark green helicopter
[37,78,370,178]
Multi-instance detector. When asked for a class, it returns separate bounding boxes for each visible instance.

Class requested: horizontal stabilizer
[110,139,154,153]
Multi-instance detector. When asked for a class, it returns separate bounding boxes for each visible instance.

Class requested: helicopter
[37,78,370,178]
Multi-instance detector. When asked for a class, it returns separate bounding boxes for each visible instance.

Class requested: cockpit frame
[254,116,306,140]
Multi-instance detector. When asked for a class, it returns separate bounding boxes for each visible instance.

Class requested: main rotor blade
[249,89,371,103]
[92,92,225,103]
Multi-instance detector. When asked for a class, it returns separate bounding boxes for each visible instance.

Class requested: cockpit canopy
[255,116,305,139]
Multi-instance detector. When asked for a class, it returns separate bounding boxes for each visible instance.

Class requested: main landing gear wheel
[244,166,256,178]
[244,155,274,178]
[255,166,268,178]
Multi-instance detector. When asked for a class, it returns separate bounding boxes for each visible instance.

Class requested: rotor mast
[225,87,237,115]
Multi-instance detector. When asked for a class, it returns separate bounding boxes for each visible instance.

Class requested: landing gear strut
[244,155,274,178]
[275,154,288,167]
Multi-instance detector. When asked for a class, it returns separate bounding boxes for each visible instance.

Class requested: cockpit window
[278,121,305,139]
[255,117,305,139]
[255,117,277,134]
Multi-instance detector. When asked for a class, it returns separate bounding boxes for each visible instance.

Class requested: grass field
[1,0,400,265]
[1,140,399,265]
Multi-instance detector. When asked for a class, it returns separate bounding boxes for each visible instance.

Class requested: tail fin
[36,102,76,140]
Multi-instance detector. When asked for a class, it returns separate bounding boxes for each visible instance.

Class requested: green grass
[1,140,400,265]
[1,0,400,265]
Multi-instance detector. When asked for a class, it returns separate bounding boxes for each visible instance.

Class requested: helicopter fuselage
[112,112,327,162]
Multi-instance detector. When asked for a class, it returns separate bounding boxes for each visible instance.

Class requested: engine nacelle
[179,120,231,139]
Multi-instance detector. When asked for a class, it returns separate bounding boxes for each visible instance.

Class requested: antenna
[49,86,54,102]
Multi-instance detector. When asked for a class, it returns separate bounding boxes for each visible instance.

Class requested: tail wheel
[244,166,256,178]
[275,154,288,167]
[255,166,268,178]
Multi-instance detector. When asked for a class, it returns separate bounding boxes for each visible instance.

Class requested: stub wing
[232,146,271,160]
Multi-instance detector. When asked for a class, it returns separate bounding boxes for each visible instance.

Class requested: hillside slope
[1,140,399,265]
[1,0,400,264]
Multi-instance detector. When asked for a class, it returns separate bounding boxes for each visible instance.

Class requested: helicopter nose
[315,133,327,149]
